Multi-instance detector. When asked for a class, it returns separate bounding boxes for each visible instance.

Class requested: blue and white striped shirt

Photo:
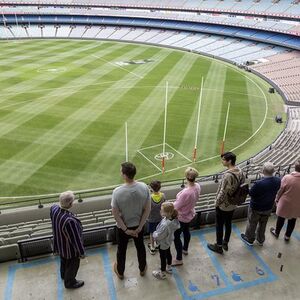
[50,205,85,259]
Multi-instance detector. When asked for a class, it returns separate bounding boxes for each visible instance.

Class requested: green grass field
[0,39,285,198]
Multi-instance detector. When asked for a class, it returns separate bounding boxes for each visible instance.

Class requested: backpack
[228,172,249,205]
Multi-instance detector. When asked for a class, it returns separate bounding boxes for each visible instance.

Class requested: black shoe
[241,233,253,246]
[207,243,223,254]
[284,235,290,242]
[113,262,124,280]
[222,242,228,251]
[256,240,264,246]
[270,227,279,239]
[65,280,84,289]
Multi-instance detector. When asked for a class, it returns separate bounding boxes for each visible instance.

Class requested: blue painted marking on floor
[198,233,232,287]
[4,257,57,300]
[173,226,278,300]
[102,247,117,300]
[55,258,64,300]
[172,268,190,300]
[292,230,300,241]
[4,265,16,300]
[232,224,278,282]
[4,248,117,300]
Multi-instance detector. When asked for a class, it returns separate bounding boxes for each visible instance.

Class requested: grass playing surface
[0,39,285,199]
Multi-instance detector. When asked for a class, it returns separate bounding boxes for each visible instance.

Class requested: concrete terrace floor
[1,215,300,300]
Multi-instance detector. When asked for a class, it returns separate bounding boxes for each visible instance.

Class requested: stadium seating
[0,0,299,18]
[251,107,300,166]
[1,24,287,65]
[251,51,300,102]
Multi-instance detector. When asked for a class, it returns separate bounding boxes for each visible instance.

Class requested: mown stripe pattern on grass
[0,40,283,197]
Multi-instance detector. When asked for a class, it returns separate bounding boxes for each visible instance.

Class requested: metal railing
[0,163,294,212]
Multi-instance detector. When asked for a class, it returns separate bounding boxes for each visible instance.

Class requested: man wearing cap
[50,191,85,289]
[241,162,281,246]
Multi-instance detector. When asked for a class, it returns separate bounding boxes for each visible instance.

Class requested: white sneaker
[152,270,166,280]
[166,265,172,274]
[147,243,156,255]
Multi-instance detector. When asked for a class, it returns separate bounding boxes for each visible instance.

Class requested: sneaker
[113,262,124,280]
[140,264,147,277]
[270,227,279,239]
[182,250,188,256]
[166,265,172,274]
[171,259,183,266]
[152,270,166,280]
[207,243,223,254]
[222,242,228,251]
[256,240,264,246]
[147,243,156,255]
[284,235,290,242]
[241,233,254,246]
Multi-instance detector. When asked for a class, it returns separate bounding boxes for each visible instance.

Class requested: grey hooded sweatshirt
[153,217,180,250]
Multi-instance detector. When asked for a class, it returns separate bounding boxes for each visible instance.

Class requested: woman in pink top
[270,160,300,241]
[172,168,201,266]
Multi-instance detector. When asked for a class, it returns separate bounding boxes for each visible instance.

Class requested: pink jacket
[174,183,201,223]
[276,172,300,219]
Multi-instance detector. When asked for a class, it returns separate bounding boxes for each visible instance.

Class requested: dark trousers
[116,227,146,275]
[245,207,272,243]
[159,247,172,272]
[60,257,80,288]
[174,221,190,260]
[275,216,297,238]
[216,207,234,246]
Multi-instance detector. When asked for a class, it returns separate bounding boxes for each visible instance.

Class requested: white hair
[59,191,75,208]
[263,162,275,176]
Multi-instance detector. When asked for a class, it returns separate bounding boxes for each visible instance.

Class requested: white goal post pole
[221,102,231,155]
[193,77,204,162]
[162,81,168,173]
[125,122,128,162]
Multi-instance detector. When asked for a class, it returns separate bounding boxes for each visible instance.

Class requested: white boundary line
[166,143,192,163]
[137,142,193,173]
[138,143,163,151]
[137,150,162,172]
[92,54,143,79]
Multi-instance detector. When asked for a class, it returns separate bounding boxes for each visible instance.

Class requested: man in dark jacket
[241,162,281,246]
[50,191,85,289]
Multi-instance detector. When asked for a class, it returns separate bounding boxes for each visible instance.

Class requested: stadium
[0,0,299,299]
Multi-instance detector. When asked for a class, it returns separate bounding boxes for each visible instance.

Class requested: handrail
[0,163,293,211]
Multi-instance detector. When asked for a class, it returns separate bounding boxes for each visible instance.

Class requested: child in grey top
[148,180,165,255]
[152,202,180,280]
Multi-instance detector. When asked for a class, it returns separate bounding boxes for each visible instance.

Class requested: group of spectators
[50,153,300,289]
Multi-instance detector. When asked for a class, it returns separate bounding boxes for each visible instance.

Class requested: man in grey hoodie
[207,152,244,254]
